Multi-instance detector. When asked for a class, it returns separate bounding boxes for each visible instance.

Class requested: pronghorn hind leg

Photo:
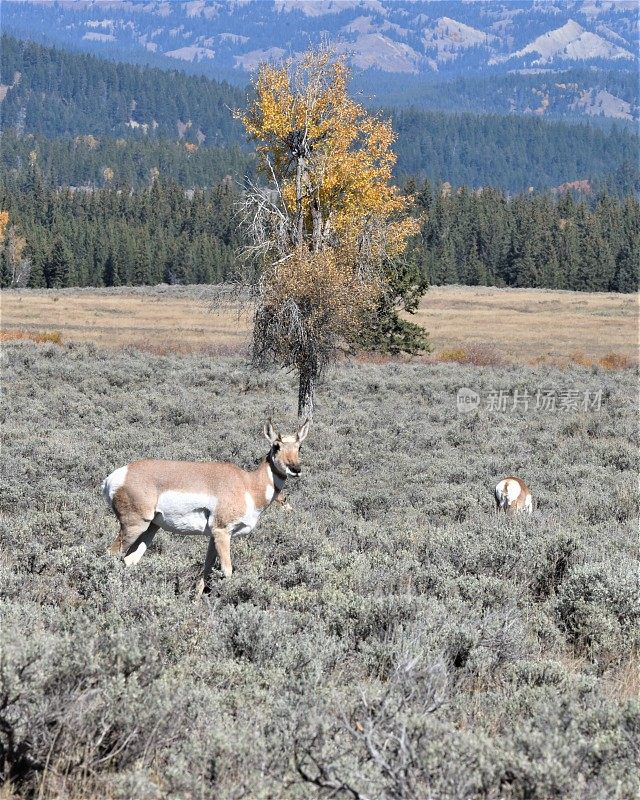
[109,521,158,565]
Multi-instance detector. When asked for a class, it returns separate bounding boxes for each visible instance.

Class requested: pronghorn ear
[263,420,278,444]
[296,418,310,443]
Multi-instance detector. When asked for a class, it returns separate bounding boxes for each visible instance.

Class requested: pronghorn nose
[290,465,301,475]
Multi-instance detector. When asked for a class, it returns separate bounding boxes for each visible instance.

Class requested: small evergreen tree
[612,233,639,293]
[45,236,72,288]
[103,250,120,287]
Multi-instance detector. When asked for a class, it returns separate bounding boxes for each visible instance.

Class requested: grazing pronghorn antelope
[494,476,533,515]
[102,419,310,596]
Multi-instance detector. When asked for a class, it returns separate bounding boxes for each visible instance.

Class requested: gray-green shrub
[1,341,638,799]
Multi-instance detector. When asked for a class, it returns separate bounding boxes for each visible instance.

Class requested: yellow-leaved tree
[239,48,421,417]
[0,212,32,288]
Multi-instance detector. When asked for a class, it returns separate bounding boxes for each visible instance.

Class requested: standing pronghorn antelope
[494,476,533,514]
[102,419,310,596]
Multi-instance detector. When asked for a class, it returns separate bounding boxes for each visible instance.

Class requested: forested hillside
[0,175,242,289]
[2,170,637,293]
[1,35,638,294]
[0,131,253,189]
[2,36,639,193]
[0,35,244,146]
[414,181,639,293]
[390,109,639,192]
[354,68,639,124]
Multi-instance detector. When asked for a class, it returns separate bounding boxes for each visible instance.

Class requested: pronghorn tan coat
[494,476,533,514]
[102,420,309,595]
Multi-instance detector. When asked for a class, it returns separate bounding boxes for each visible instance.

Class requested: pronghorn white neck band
[267,454,288,492]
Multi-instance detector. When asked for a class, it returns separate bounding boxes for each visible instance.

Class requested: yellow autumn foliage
[240,49,418,257]
[0,211,9,243]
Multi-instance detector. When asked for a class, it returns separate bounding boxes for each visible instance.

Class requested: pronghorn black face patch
[264,419,309,477]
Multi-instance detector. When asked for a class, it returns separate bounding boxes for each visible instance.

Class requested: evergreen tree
[612,233,640,292]
[358,242,431,353]
[463,241,487,286]
[577,230,616,291]
[1,158,637,293]
[131,235,152,285]
[44,236,72,288]
[103,250,120,287]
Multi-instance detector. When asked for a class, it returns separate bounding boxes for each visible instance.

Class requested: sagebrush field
[1,337,638,799]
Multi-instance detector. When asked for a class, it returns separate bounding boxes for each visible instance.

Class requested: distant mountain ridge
[490,19,634,65]
[2,0,638,121]
[2,35,638,196]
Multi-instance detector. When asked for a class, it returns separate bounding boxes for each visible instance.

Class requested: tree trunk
[295,156,305,247]
[311,195,322,252]
[297,364,315,420]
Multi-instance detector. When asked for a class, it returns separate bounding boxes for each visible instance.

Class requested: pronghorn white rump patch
[495,478,521,509]
[102,465,128,509]
[154,491,218,534]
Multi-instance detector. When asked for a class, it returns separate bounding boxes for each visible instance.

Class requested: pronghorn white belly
[154,491,218,535]
[228,492,263,536]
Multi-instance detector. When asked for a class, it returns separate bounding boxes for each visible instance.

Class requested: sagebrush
[0,341,638,799]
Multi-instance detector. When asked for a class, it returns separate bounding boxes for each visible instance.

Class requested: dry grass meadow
[410,285,638,365]
[0,286,249,355]
[1,284,637,366]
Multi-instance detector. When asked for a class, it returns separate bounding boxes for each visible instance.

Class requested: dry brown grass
[435,344,506,367]
[409,285,639,366]
[598,352,635,370]
[0,288,250,355]
[1,284,638,366]
[0,329,63,344]
[602,654,640,701]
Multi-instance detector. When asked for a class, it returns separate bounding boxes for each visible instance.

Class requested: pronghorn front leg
[195,528,232,599]
[214,527,233,578]
[195,535,218,599]
[274,493,293,512]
